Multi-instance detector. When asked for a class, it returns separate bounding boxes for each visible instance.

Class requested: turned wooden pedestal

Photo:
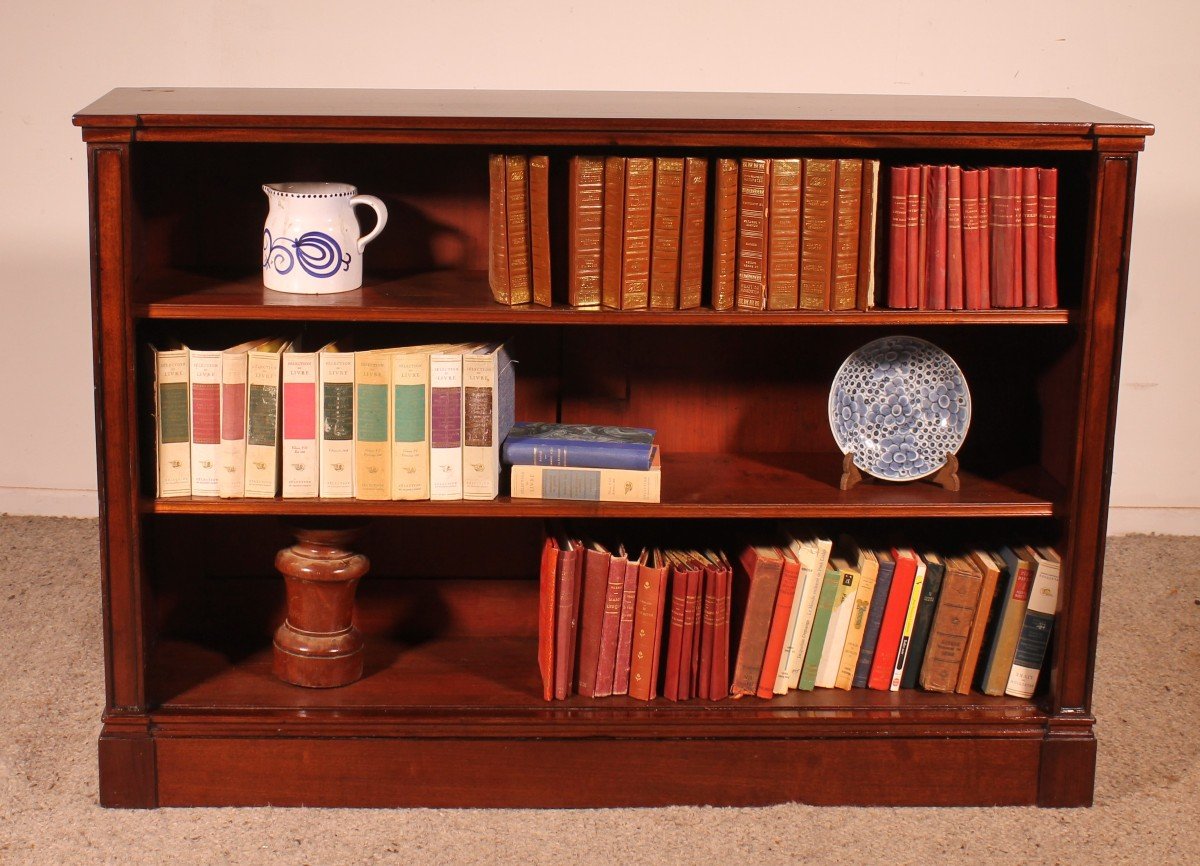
[273,522,370,688]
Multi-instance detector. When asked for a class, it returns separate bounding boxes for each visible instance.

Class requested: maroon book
[989,167,1017,308]
[946,166,964,310]
[1022,167,1040,307]
[662,561,688,701]
[592,546,629,698]
[979,168,991,308]
[925,165,948,310]
[612,549,644,695]
[552,536,581,700]
[962,169,982,309]
[915,164,930,308]
[676,559,701,700]
[1038,168,1059,307]
[730,545,784,697]
[1009,167,1024,307]
[905,166,921,308]
[697,558,720,700]
[574,541,612,698]
[888,166,909,308]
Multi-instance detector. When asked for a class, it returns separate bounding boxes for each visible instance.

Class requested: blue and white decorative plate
[828,336,971,482]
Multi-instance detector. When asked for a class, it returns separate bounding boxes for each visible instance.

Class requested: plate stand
[839,452,960,492]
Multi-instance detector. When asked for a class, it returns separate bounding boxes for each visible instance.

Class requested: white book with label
[150,342,190,498]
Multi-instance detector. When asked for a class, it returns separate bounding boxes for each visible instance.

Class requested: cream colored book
[814,557,861,688]
[281,344,321,498]
[353,349,393,500]
[835,545,879,690]
[218,339,267,499]
[773,534,818,694]
[318,347,354,499]
[389,344,459,500]
[187,347,221,497]
[243,339,289,498]
[429,346,472,501]
[151,342,190,498]
[890,551,927,691]
[1005,547,1061,699]
[462,342,516,501]
[510,448,661,503]
[785,534,833,690]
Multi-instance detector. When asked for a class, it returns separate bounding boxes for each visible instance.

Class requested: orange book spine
[601,157,626,310]
[649,157,685,309]
[529,155,552,307]
[504,155,531,305]
[1022,166,1040,307]
[831,158,863,310]
[678,157,708,310]
[568,155,605,307]
[799,158,835,310]
[766,158,801,310]
[756,550,799,698]
[856,159,880,310]
[488,154,510,304]
[537,536,559,701]
[620,157,654,310]
[711,158,739,310]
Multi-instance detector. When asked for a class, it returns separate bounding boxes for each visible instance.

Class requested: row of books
[149,339,514,501]
[541,526,1060,702]
[505,423,662,504]
[488,154,552,307]
[887,165,1059,310]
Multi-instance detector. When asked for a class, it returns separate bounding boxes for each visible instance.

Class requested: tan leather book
[487,154,510,304]
[504,155,532,305]
[856,159,880,310]
[919,555,983,693]
[649,156,685,309]
[766,158,801,310]
[799,158,835,310]
[735,157,770,310]
[620,157,654,309]
[601,156,626,309]
[730,543,784,696]
[831,158,863,310]
[568,155,605,307]
[980,546,1036,695]
[528,155,552,307]
[711,158,739,310]
[678,157,708,309]
[956,549,1003,694]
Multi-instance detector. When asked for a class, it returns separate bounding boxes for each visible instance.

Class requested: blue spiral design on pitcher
[263,229,352,278]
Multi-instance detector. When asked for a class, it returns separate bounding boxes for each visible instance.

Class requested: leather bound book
[889,166,910,308]
[730,544,784,697]
[756,546,800,698]
[697,557,719,699]
[852,549,894,689]
[857,159,881,310]
[905,166,921,308]
[575,540,613,698]
[1010,167,1024,308]
[920,555,983,693]
[538,535,560,701]
[620,157,655,309]
[831,158,863,310]
[1038,168,1059,307]
[1022,167,1040,307]
[488,154,510,304]
[680,557,703,699]
[799,158,836,310]
[710,552,733,699]
[900,552,945,690]
[956,549,1002,694]
[601,156,626,310]
[629,549,668,701]
[978,168,991,308]
[961,169,982,309]
[915,164,930,308]
[711,158,739,310]
[735,157,771,310]
[612,549,646,695]
[504,155,532,305]
[662,559,688,701]
[946,166,964,310]
[568,155,605,307]
[529,155,552,307]
[678,157,708,309]
[925,165,948,310]
[980,546,1037,695]
[989,167,1016,308]
[766,158,801,310]
[866,548,918,690]
[553,536,581,700]
[649,157,685,309]
[593,546,629,698]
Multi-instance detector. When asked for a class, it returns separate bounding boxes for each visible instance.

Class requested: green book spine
[797,566,842,691]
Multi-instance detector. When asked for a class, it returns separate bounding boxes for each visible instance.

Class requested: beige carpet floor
[0,516,1196,865]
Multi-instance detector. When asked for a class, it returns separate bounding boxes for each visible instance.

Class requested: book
[575,540,613,698]
[888,166,909,309]
[390,346,438,501]
[697,556,718,700]
[629,549,668,701]
[1038,168,1058,307]
[835,543,879,691]
[244,339,288,498]
[509,447,661,503]
[962,169,982,309]
[784,534,833,691]
[612,548,646,696]
[662,558,688,702]
[353,349,392,500]
[989,166,1018,308]
[553,534,582,700]
[538,535,560,701]
[317,346,355,499]
[978,168,991,308]
[505,154,532,305]
[926,165,948,310]
[756,546,800,698]
[729,544,784,697]
[280,343,323,499]
[919,554,983,693]
[681,556,703,699]
[621,157,655,310]
[814,557,861,689]
[900,551,944,690]
[765,158,801,310]
[956,549,1003,694]
[799,157,835,310]
[735,157,770,310]
[905,166,921,308]
[151,341,191,498]
[218,339,266,499]
[567,155,605,307]
[503,423,656,471]
[915,164,930,308]
[188,347,222,497]
[529,155,552,307]
[857,159,881,310]
[830,158,862,310]
[593,544,629,698]
[866,548,918,690]
[771,538,813,695]
[890,552,927,690]
[797,564,841,691]
[649,156,685,310]
[946,165,964,310]
[980,546,1037,695]
[1022,167,1040,307]
[429,346,469,501]
[852,549,894,689]
[1005,547,1061,698]
[601,156,626,310]
[1009,167,1024,310]
[714,552,734,699]
[711,158,739,310]
[678,156,708,310]
[462,343,516,501]
[487,154,510,304]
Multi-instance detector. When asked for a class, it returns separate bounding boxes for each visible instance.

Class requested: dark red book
[730,545,784,698]
[628,550,668,701]
[612,549,645,695]
[946,165,964,310]
[915,164,930,308]
[905,166,920,309]
[662,560,688,702]
[711,554,733,700]
[1009,167,1024,307]
[537,535,560,701]
[593,546,629,698]
[679,558,702,699]
[978,168,991,308]
[866,548,919,691]
[1022,167,1039,307]
[925,165,948,310]
[888,166,909,308]
[756,546,799,698]
[962,169,982,309]
[698,558,719,700]
[989,167,1017,308]
[1038,168,1059,307]
[553,535,582,700]
[690,559,705,696]
[575,540,612,698]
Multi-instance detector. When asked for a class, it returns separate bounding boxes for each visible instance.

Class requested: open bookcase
[75,89,1151,808]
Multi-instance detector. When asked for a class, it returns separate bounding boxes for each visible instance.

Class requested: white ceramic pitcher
[261,182,388,294]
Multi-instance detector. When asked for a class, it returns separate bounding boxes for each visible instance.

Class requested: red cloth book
[538,535,560,701]
[553,536,582,700]
[575,541,613,698]
[612,549,644,695]
[680,558,702,699]
[712,555,733,700]
[962,169,982,309]
[888,166,909,309]
[946,166,964,310]
[978,168,991,308]
[1009,167,1024,307]
[915,165,930,308]
[1022,167,1040,307]
[730,545,784,697]
[628,550,668,701]
[593,546,629,698]
[866,549,919,691]
[989,167,1017,308]
[662,561,688,702]
[905,166,921,308]
[1038,168,1059,307]
[756,547,800,698]
[698,558,719,700]
[925,165,948,310]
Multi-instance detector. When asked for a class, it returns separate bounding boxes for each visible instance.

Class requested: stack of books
[149,339,515,501]
[488,154,553,307]
[887,164,1059,309]
[504,423,661,503]
[540,525,1061,702]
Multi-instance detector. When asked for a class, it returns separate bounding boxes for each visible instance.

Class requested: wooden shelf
[143,453,1059,518]
[134,270,1073,325]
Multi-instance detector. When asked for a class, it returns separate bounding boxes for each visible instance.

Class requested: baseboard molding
[0,486,99,518]
[1107,506,1200,536]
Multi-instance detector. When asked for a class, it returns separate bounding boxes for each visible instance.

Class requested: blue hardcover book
[852,550,896,688]
[501,423,656,470]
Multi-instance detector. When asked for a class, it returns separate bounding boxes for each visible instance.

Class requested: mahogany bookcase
[74,89,1151,808]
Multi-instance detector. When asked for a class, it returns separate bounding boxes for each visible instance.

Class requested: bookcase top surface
[73,88,1152,137]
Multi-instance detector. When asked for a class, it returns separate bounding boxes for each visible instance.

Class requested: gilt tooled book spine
[915,164,930,308]
[620,157,654,310]
[629,552,667,701]
[946,165,964,310]
[612,552,643,695]
[601,156,626,309]
[905,167,921,308]
[962,169,982,310]
[593,549,629,698]
[799,158,835,310]
[735,157,770,310]
[856,159,880,310]
[504,155,531,305]
[978,168,991,308]
[649,157,685,310]
[711,158,739,310]
[1038,168,1059,308]
[487,154,510,304]
[678,157,708,310]
[831,158,863,311]
[925,165,948,311]
[888,166,909,309]
[568,155,605,307]
[765,158,801,311]
[681,561,702,700]
[529,155,552,307]
[989,167,1017,308]
[1022,166,1040,307]
[698,561,718,699]
[920,556,983,693]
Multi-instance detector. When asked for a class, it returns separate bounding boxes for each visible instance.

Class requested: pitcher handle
[350,195,388,253]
